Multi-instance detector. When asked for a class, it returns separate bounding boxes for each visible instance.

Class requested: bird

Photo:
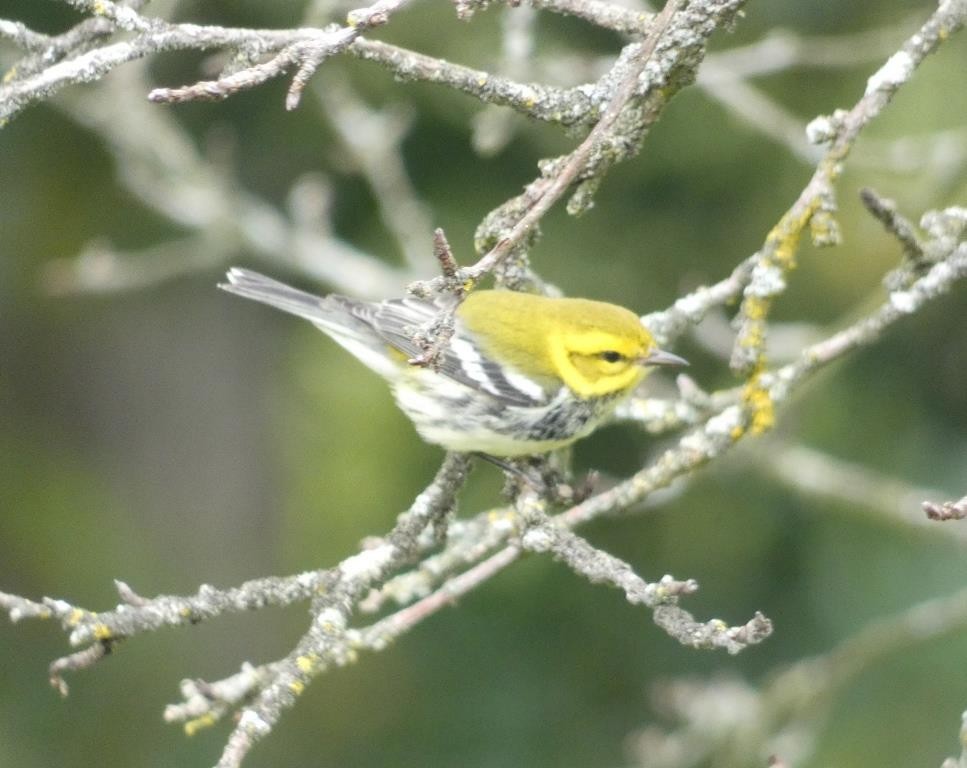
[220,268,686,457]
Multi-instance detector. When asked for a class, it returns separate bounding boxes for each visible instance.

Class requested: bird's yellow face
[549,326,654,398]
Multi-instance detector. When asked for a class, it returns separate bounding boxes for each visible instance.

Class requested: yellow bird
[221,268,686,457]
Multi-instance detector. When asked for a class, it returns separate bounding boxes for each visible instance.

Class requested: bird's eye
[600,350,623,363]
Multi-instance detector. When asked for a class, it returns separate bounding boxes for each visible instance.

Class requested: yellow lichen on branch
[732,195,820,374]
[741,369,775,435]
[184,713,218,737]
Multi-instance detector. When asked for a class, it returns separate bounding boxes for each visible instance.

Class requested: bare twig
[925,495,967,521]
[148,46,304,104]
[860,187,926,264]
[455,0,685,284]
[516,490,771,653]
[49,641,113,697]
[0,590,56,621]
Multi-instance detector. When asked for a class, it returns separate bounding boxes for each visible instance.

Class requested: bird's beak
[641,348,688,367]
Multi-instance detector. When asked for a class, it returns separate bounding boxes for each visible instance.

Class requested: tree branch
[730,0,967,377]
[3,2,967,767]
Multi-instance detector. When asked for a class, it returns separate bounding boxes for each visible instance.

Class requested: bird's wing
[367,298,549,407]
[221,269,546,406]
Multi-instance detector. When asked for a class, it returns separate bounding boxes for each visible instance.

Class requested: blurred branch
[943,712,967,768]
[313,72,436,272]
[0,19,51,51]
[43,62,410,298]
[44,234,229,295]
[761,442,967,543]
[630,583,967,768]
[925,495,967,522]
[471,5,538,156]
[702,19,915,78]
[856,126,967,182]
[530,0,652,35]
[698,71,821,163]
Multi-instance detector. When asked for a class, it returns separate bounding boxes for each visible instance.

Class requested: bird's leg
[474,453,596,506]
[523,454,597,505]
[470,453,536,502]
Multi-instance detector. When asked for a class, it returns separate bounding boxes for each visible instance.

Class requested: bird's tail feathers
[220,268,399,378]
[220,268,340,323]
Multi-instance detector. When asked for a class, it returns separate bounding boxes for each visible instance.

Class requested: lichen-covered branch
[351,209,967,643]
[4,454,468,693]
[0,0,418,121]
[349,37,596,128]
[461,0,747,289]
[729,0,967,377]
[11,202,963,765]
[3,1,967,767]
[0,19,51,51]
[516,490,771,653]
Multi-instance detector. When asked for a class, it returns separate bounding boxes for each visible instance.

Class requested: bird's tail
[219,268,340,323]
[219,268,399,378]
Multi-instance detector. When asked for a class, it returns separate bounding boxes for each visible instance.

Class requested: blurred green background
[2,1,967,767]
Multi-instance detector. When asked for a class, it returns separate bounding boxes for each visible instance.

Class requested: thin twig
[457,0,683,284]
[860,187,925,264]
[924,495,967,521]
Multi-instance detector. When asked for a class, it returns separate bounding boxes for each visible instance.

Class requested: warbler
[221,268,686,457]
